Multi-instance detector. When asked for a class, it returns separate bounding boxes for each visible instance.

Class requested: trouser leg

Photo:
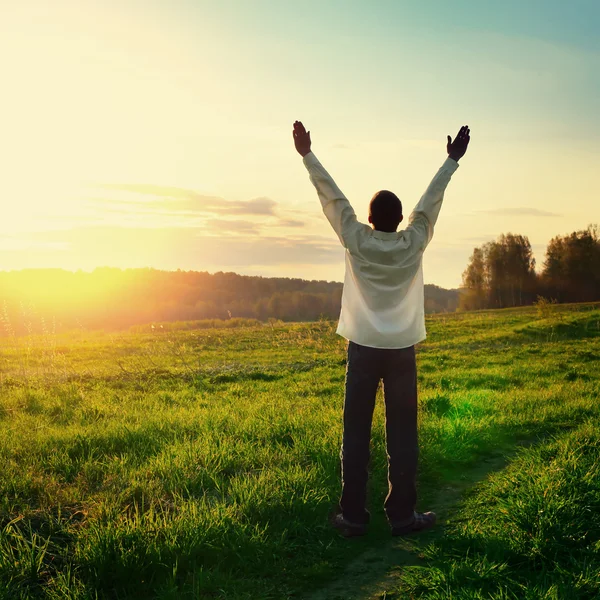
[339,341,380,525]
[382,345,419,524]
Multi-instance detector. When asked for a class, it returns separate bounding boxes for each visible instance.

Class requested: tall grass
[393,422,600,599]
[0,303,598,598]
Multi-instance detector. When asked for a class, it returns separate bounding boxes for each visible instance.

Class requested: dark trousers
[339,340,418,526]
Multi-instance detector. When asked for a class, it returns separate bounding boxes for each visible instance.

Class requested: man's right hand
[447,125,470,162]
[293,121,312,157]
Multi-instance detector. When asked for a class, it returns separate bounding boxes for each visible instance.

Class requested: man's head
[368,190,403,232]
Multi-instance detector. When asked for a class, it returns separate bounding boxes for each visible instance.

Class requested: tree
[460,247,487,310]
[541,225,600,303]
[460,233,537,310]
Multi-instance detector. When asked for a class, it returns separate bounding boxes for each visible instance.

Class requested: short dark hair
[369,190,402,232]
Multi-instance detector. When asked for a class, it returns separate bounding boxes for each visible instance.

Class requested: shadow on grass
[382,422,600,600]
[302,416,596,600]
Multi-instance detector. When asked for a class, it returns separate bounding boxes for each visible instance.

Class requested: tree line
[460,224,600,310]
[0,268,458,336]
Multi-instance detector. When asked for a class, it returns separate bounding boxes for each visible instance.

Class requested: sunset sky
[1,0,599,288]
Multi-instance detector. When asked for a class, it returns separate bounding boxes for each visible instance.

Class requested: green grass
[0,304,599,599]
[390,423,600,599]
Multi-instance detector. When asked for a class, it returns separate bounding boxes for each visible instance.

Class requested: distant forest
[0,268,459,336]
[460,225,600,310]
[2,224,597,337]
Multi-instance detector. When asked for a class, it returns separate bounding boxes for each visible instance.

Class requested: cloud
[94,184,197,199]
[4,182,327,272]
[458,235,500,244]
[9,227,343,271]
[205,219,261,234]
[231,197,277,216]
[85,200,201,217]
[91,185,278,216]
[477,207,561,217]
[0,235,70,252]
[332,139,440,151]
[278,219,305,228]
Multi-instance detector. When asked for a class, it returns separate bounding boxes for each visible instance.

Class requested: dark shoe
[391,511,436,536]
[331,513,368,538]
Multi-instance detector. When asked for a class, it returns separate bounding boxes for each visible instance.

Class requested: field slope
[0,303,599,599]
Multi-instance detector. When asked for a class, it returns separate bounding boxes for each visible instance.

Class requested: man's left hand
[447,125,470,162]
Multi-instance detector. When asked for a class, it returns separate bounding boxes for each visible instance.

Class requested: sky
[1,0,599,288]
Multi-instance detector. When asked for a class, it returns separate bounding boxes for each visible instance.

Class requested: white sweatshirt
[303,152,459,349]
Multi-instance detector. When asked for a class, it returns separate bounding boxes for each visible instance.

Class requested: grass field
[1,303,599,599]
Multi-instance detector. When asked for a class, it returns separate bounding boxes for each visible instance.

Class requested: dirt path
[303,450,517,600]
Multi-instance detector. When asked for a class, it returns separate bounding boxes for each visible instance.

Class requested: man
[293,121,470,537]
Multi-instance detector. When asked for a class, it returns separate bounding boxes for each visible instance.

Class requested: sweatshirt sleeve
[406,157,459,250]
[303,151,363,249]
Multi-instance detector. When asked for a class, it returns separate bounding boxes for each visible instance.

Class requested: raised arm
[407,125,470,249]
[293,121,362,248]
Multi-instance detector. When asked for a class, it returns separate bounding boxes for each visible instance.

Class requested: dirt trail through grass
[305,444,532,600]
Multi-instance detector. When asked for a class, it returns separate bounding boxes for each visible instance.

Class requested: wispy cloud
[55,184,316,235]
[91,185,278,216]
[236,197,277,216]
[12,227,343,271]
[0,235,70,252]
[278,219,305,228]
[94,184,197,199]
[476,207,561,217]
[205,219,261,234]
[459,235,499,243]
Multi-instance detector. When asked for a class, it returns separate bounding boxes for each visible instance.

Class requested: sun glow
[1,1,598,289]
[2,2,220,234]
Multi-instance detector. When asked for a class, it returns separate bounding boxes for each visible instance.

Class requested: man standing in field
[293,121,470,537]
